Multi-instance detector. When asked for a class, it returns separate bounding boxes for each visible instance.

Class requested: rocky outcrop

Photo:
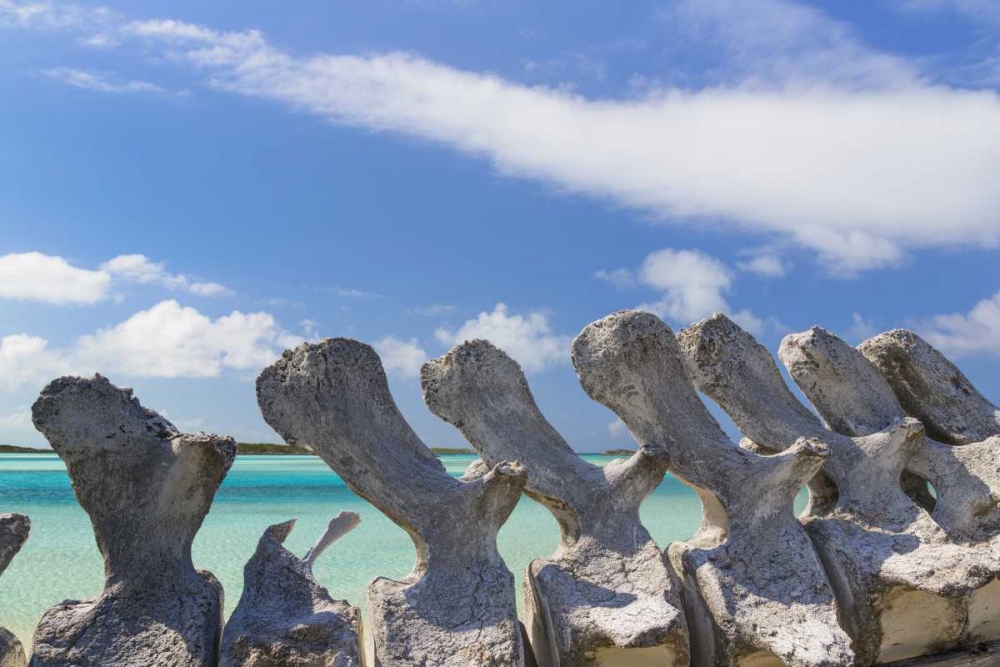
[0,514,30,667]
[220,512,363,667]
[257,339,528,667]
[680,314,1000,665]
[422,340,689,667]
[572,311,851,667]
[30,375,237,667]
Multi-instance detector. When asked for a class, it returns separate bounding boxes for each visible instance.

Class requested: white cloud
[918,291,1000,357]
[327,286,381,299]
[595,268,635,289]
[374,335,428,378]
[845,312,877,342]
[101,254,232,296]
[42,68,179,95]
[435,303,570,373]
[736,251,787,278]
[98,12,998,275]
[608,418,629,440]
[658,0,922,89]
[0,407,32,429]
[408,304,456,316]
[637,249,733,323]
[0,252,110,304]
[0,300,298,391]
[6,2,1000,273]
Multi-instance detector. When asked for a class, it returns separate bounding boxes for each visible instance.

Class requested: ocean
[0,452,757,647]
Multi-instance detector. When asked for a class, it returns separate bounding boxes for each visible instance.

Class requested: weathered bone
[0,514,30,667]
[30,375,237,667]
[780,326,1000,541]
[859,329,1000,445]
[422,340,689,667]
[679,314,1000,665]
[220,512,364,667]
[257,339,528,667]
[567,311,851,666]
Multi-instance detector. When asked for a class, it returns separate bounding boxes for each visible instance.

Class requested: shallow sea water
[0,453,787,646]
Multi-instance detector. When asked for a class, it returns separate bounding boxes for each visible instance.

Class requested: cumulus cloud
[602,248,771,333]
[435,303,571,373]
[0,252,110,304]
[918,291,1000,357]
[0,300,300,391]
[637,249,733,322]
[100,254,232,296]
[374,335,429,378]
[0,252,231,305]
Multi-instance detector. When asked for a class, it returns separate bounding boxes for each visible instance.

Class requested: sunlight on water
[0,453,803,646]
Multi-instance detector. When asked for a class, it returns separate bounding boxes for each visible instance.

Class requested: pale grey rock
[257,339,528,667]
[422,340,689,667]
[0,514,29,667]
[30,375,237,667]
[780,326,1000,541]
[859,329,1000,445]
[220,512,363,667]
[679,314,1000,665]
[570,311,850,667]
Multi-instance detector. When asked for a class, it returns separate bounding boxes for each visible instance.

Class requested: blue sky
[1,0,999,450]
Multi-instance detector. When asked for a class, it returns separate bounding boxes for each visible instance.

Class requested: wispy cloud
[5,1,1000,275]
[42,67,184,96]
[408,304,457,316]
[101,254,232,296]
[326,286,382,299]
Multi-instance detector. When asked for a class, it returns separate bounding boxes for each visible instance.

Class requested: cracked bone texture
[220,512,363,667]
[257,339,528,667]
[30,375,237,667]
[422,340,689,667]
[780,326,1000,542]
[0,515,29,667]
[566,311,851,667]
[679,313,1000,665]
[859,329,1000,446]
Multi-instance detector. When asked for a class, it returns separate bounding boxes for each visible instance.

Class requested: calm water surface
[0,453,722,645]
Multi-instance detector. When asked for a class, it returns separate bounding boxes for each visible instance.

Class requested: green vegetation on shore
[235,443,477,456]
[237,442,314,455]
[0,444,48,453]
[602,449,636,456]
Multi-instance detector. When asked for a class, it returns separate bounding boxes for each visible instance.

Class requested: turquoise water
[0,453,713,646]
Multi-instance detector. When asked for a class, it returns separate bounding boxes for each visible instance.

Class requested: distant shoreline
[0,444,628,456]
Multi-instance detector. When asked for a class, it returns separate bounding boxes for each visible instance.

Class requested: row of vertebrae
[9,308,1000,667]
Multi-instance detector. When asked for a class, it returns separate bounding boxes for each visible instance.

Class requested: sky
[1,0,999,451]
